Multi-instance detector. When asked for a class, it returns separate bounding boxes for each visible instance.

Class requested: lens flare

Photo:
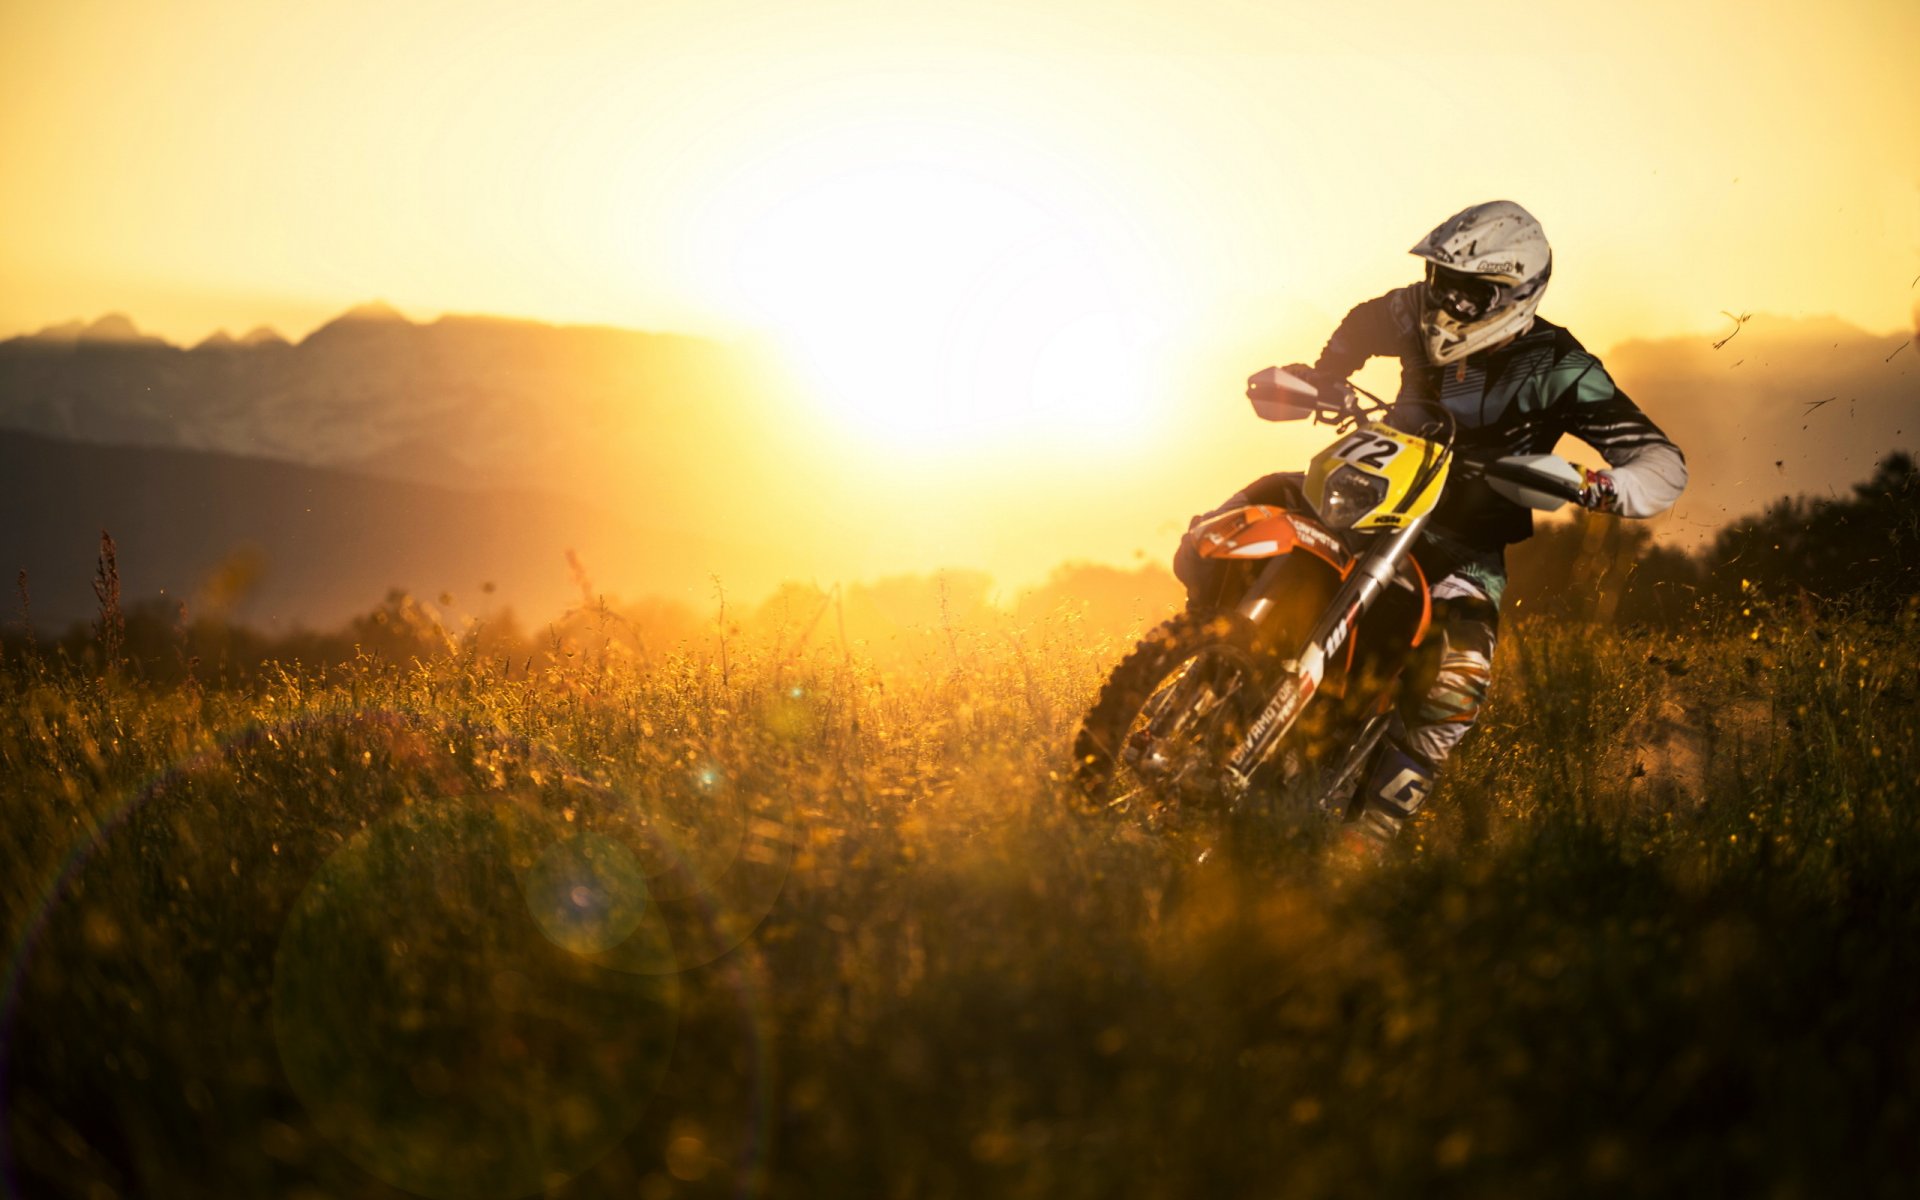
[271,800,678,1199]
[0,707,783,1199]
[523,833,651,956]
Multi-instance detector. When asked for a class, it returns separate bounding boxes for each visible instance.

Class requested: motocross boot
[1340,738,1437,859]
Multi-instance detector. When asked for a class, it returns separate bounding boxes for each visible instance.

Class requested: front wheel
[1072,611,1272,812]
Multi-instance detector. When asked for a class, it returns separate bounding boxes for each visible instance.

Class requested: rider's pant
[1354,572,1499,839]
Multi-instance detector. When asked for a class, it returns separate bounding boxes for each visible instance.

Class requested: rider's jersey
[1311,285,1689,553]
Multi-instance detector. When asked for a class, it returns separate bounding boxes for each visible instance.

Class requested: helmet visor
[1425,264,1506,324]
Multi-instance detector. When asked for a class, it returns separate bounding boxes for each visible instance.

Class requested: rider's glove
[1579,468,1619,513]
[1279,363,1328,396]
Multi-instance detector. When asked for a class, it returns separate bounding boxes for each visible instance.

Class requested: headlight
[1318,465,1389,529]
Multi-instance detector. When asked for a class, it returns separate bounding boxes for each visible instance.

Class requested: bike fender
[1192,506,1352,572]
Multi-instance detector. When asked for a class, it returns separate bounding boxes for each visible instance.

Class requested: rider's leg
[1349,577,1500,848]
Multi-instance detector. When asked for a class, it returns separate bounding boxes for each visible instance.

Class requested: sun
[681,118,1175,455]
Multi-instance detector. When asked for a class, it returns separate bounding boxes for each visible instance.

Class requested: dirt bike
[1072,366,1585,827]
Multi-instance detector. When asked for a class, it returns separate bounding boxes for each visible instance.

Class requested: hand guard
[1579,468,1619,513]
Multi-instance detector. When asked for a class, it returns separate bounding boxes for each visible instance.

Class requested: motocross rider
[1175,200,1688,853]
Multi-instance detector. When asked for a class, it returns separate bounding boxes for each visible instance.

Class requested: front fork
[1221,515,1430,793]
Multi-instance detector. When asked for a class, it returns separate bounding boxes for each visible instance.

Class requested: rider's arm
[1309,287,1423,380]
[1556,352,1688,518]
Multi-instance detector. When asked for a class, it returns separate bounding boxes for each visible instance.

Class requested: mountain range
[0,306,825,629]
[0,303,776,501]
[0,429,752,632]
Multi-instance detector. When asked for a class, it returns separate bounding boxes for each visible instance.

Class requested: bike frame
[1216,380,1454,794]
[1222,511,1433,790]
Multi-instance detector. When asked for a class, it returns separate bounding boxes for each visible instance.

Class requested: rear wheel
[1072,611,1271,814]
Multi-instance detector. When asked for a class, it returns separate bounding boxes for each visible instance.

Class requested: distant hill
[1602,315,1918,543]
[0,430,781,632]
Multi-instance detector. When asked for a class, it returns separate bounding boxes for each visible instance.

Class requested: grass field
[3,601,1918,1198]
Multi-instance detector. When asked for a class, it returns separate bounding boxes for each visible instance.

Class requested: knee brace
[1401,595,1497,767]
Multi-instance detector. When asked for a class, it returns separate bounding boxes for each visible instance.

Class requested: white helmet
[1409,200,1552,365]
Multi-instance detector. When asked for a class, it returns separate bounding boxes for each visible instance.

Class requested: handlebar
[1246,366,1391,427]
[1247,365,1583,509]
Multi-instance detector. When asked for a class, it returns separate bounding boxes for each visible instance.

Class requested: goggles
[1425,263,1506,324]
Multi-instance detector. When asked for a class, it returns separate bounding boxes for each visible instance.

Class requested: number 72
[1334,431,1400,469]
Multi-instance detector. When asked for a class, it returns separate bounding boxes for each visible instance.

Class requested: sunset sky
[3,0,1917,594]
